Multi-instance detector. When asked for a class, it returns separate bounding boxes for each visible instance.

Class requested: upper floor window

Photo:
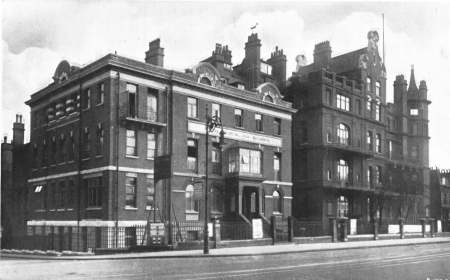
[366,96,372,113]
[212,103,221,118]
[228,148,261,175]
[187,97,198,118]
[82,88,91,110]
[274,153,281,181]
[411,145,419,159]
[83,128,90,158]
[59,135,66,162]
[367,166,373,186]
[127,83,137,118]
[356,99,361,115]
[410,108,419,116]
[234,109,243,127]
[147,133,156,159]
[367,131,373,151]
[375,103,381,121]
[187,139,198,171]
[97,83,104,105]
[126,130,137,156]
[96,123,104,155]
[375,133,381,153]
[388,140,393,159]
[336,94,350,111]
[274,118,281,135]
[337,123,350,145]
[255,113,263,132]
[366,77,372,93]
[375,166,382,185]
[375,81,381,96]
[147,89,158,121]
[87,177,102,208]
[337,159,349,181]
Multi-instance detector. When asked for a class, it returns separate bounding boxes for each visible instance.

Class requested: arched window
[337,195,348,218]
[185,185,199,212]
[375,81,381,96]
[337,159,349,181]
[366,77,372,92]
[337,123,350,145]
[200,76,212,86]
[273,190,282,213]
[264,94,274,103]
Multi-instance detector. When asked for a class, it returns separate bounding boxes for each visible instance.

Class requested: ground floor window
[273,190,282,213]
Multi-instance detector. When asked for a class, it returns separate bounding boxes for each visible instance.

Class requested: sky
[2,1,450,168]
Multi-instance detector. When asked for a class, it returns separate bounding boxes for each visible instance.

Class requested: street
[1,243,449,280]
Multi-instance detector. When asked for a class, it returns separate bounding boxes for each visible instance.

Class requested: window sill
[82,107,90,112]
[126,155,139,159]
[185,210,199,214]
[187,116,200,121]
[125,206,138,210]
[146,206,159,211]
[95,154,103,158]
[56,208,65,212]
[49,209,56,212]
[57,162,65,166]
[96,102,104,107]
[66,208,74,211]
[67,160,75,164]
[146,157,155,161]
[35,209,46,212]
[81,157,90,161]
[86,207,102,210]
[272,211,282,216]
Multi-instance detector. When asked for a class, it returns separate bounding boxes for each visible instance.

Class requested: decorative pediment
[256,82,282,105]
[192,62,221,88]
[53,60,71,84]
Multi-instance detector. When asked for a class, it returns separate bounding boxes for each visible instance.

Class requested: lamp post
[204,105,225,254]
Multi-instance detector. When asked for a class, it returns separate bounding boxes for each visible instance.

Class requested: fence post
[288,216,294,243]
[373,221,378,240]
[330,218,337,242]
[420,219,426,238]
[399,219,404,239]
[271,215,276,245]
[430,219,435,237]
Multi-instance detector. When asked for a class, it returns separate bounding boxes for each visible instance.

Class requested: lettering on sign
[188,121,282,148]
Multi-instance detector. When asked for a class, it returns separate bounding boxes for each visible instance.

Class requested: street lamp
[204,105,225,254]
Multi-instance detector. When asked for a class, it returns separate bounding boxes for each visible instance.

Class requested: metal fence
[220,221,252,240]
[292,219,324,237]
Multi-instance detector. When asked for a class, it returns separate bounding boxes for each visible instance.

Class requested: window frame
[337,123,350,145]
[97,82,105,105]
[146,132,156,159]
[126,129,137,157]
[127,83,138,118]
[146,89,158,121]
[125,174,137,208]
[234,108,243,127]
[255,113,263,132]
[187,97,198,119]
[336,93,350,111]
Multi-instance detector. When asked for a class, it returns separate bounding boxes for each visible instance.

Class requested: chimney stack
[13,114,24,146]
[267,46,287,88]
[145,38,164,67]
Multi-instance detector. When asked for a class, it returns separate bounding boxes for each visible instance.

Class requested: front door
[242,187,259,220]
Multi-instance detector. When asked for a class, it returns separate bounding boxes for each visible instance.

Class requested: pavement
[2,236,450,260]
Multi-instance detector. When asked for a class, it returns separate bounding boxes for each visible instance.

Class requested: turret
[393,75,408,115]
[243,33,262,89]
[267,46,287,88]
[408,65,418,94]
[419,80,428,100]
[313,41,332,68]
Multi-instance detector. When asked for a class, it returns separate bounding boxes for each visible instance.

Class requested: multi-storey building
[430,169,450,232]
[14,34,294,250]
[285,30,430,234]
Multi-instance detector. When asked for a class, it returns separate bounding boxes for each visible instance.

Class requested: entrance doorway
[242,187,260,220]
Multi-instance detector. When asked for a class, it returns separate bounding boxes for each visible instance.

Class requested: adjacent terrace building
[430,168,450,232]
[284,31,431,234]
[20,33,295,250]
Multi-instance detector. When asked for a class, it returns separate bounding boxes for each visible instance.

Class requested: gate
[274,217,289,242]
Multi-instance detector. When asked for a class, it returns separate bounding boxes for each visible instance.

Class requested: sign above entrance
[188,121,282,148]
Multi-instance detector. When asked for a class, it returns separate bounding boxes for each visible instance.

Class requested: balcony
[122,116,166,129]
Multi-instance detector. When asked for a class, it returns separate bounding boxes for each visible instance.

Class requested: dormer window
[237,84,245,90]
[260,62,272,75]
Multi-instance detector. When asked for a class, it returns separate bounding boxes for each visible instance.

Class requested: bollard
[342,219,348,242]
[271,216,276,245]
[399,219,404,239]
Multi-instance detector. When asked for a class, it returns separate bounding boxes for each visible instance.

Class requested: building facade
[430,168,450,231]
[10,34,294,250]
[285,31,431,234]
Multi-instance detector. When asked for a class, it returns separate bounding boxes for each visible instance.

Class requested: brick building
[430,169,450,231]
[4,34,294,250]
[284,31,431,234]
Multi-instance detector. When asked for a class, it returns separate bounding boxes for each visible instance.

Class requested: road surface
[1,243,449,279]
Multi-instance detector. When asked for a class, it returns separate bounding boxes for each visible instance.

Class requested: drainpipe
[76,81,83,251]
[115,72,120,247]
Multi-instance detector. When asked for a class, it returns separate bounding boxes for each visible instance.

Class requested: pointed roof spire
[408,64,418,92]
